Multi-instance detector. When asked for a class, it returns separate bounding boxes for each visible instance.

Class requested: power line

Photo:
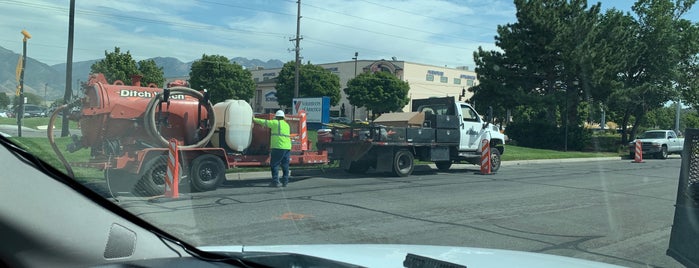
[301,1,487,44]
[357,0,496,31]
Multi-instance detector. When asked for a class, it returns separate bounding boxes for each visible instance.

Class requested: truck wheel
[346,161,370,174]
[655,146,668,159]
[137,155,168,196]
[490,147,502,172]
[190,154,226,192]
[392,149,414,177]
[435,161,452,171]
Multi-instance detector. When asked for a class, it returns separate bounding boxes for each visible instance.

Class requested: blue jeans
[270,149,290,184]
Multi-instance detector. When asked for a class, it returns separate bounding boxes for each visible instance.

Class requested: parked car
[19,104,46,118]
[330,117,352,124]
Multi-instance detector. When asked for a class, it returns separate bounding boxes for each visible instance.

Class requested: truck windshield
[641,132,666,139]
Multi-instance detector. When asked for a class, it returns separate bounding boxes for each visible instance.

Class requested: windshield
[640,131,667,139]
[1,1,696,267]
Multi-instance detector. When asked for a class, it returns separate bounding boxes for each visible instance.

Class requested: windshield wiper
[404,253,466,268]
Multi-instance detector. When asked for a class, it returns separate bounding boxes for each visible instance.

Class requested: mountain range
[0,45,284,101]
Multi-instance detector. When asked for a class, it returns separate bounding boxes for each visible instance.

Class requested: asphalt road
[117,157,683,268]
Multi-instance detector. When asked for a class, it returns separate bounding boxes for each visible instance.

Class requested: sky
[1,0,698,69]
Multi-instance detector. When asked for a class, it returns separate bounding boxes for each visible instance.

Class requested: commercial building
[249,59,478,120]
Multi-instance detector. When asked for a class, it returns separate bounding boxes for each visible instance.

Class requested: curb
[223,157,624,181]
[501,157,623,166]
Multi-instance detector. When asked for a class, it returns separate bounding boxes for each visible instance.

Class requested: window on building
[466,79,474,86]
[254,77,260,82]
[440,76,448,83]
[453,78,461,85]
[426,74,434,81]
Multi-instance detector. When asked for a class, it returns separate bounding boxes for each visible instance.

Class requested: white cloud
[2,0,693,69]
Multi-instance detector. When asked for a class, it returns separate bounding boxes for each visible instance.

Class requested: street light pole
[18,29,31,137]
[351,52,358,121]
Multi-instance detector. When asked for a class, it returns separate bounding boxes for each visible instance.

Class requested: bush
[506,120,591,151]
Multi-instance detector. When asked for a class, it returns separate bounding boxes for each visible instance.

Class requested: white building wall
[249,60,478,118]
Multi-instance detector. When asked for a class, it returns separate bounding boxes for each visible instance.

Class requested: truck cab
[412,97,506,156]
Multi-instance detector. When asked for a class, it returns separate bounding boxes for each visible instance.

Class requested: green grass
[501,145,620,161]
[9,136,104,182]
[0,117,80,130]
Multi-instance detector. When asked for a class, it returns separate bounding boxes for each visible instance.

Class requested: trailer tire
[190,154,225,192]
[435,161,452,171]
[392,149,414,177]
[346,161,370,174]
[490,147,501,172]
[136,155,168,196]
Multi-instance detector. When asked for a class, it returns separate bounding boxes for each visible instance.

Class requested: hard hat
[275,110,285,118]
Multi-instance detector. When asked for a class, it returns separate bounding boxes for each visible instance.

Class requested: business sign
[292,97,329,124]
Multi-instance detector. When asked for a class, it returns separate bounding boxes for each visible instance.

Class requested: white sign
[292,97,327,123]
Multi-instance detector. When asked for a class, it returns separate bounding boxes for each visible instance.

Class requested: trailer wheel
[490,147,502,172]
[190,154,225,192]
[346,161,370,174]
[435,161,452,171]
[137,155,168,196]
[392,149,414,177]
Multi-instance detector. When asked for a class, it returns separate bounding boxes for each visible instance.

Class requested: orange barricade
[480,139,492,175]
[299,110,308,151]
[632,139,644,163]
[165,139,180,198]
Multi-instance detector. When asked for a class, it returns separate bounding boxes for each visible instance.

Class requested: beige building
[249,60,478,120]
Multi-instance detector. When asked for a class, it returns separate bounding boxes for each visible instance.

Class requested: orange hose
[47,105,75,178]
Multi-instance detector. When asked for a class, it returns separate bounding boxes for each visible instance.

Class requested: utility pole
[62,0,75,137]
[352,52,358,121]
[291,0,302,99]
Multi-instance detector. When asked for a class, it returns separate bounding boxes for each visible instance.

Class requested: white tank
[211,99,253,151]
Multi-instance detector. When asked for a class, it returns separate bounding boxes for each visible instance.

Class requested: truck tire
[655,146,668,159]
[392,149,414,177]
[346,161,370,174]
[136,155,168,196]
[190,154,226,192]
[490,147,502,172]
[435,161,452,171]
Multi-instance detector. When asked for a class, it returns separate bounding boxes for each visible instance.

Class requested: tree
[607,0,698,143]
[137,59,165,87]
[90,47,139,85]
[275,61,341,108]
[471,0,612,150]
[0,93,10,109]
[12,92,43,108]
[188,54,255,104]
[90,47,166,87]
[345,71,410,117]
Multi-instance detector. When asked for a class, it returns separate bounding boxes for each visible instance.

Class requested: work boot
[268,182,281,188]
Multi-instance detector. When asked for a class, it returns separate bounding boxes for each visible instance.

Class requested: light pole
[17,29,31,137]
[351,52,358,121]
